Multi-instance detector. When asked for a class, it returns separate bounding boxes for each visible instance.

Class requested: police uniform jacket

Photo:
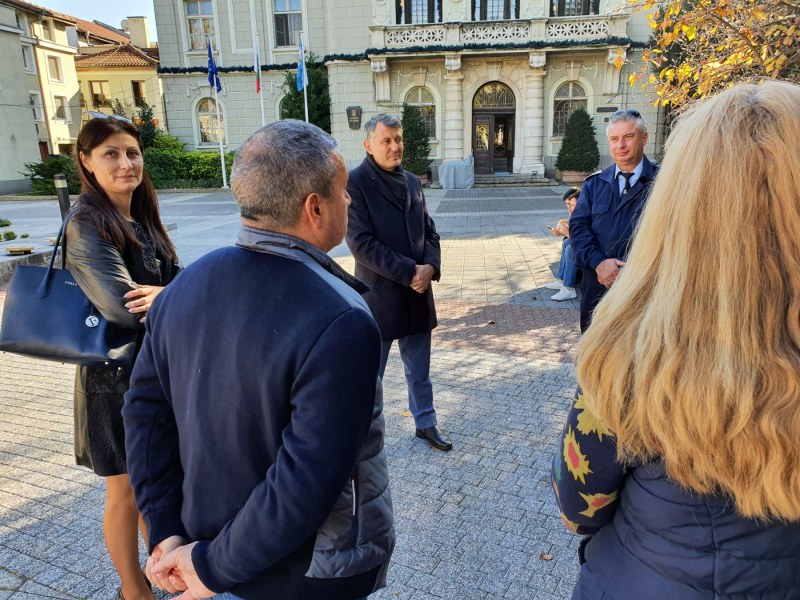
[570,156,659,270]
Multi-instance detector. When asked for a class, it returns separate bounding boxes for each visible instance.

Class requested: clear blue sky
[38,0,158,41]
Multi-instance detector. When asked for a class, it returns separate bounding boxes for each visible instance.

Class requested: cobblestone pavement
[0,185,583,599]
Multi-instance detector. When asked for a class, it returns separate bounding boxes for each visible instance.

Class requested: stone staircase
[473,173,554,187]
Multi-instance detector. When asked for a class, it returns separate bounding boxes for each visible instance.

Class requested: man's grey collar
[236,226,369,294]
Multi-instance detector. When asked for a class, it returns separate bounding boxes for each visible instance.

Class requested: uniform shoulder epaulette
[582,170,602,181]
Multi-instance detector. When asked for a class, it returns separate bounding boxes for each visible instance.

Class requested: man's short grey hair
[231,120,340,228]
[606,109,647,136]
[364,114,402,140]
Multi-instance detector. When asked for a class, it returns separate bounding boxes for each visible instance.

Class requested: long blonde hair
[577,80,800,521]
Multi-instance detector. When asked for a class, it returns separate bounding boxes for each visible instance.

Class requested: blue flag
[207,40,221,93]
[296,36,307,92]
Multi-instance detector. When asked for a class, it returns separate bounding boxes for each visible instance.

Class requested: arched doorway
[472,82,515,174]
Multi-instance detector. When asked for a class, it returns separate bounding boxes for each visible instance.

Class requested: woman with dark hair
[67,116,180,600]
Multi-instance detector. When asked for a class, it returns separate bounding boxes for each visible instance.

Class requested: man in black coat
[346,114,452,452]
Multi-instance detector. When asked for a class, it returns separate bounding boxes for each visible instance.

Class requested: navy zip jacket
[569,156,658,270]
[569,157,658,330]
[554,391,800,599]
[123,228,392,598]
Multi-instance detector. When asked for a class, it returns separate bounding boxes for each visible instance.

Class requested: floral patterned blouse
[552,388,627,535]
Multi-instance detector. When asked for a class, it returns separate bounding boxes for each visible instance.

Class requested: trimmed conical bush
[556,108,600,173]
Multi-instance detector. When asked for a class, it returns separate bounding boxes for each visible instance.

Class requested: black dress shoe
[415,426,453,451]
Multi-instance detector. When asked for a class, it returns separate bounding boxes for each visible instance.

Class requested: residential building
[0,2,40,193]
[2,0,81,158]
[74,17,166,127]
[153,0,661,176]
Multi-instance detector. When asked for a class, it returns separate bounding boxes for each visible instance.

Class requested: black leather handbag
[0,210,136,368]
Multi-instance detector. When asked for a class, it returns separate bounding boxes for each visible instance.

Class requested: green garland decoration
[157,37,647,75]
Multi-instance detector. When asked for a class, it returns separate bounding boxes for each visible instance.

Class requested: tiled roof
[75,18,130,44]
[1,0,76,23]
[75,44,159,69]
[140,47,159,61]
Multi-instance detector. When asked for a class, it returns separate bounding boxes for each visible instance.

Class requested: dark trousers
[579,268,608,333]
[378,332,437,429]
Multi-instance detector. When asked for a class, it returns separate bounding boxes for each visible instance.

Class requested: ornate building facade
[153,0,659,177]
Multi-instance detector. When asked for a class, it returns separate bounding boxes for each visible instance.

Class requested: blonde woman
[553,80,800,598]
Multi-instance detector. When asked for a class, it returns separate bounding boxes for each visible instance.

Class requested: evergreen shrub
[400,104,431,177]
[23,155,80,195]
[555,108,600,173]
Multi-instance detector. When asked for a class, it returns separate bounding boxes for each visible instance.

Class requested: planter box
[561,170,592,184]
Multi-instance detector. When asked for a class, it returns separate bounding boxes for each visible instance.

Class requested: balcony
[370,14,630,51]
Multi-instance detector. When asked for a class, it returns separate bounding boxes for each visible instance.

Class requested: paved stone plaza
[0,185,583,599]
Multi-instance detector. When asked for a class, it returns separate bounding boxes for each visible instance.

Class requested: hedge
[144,149,234,189]
[21,150,234,194]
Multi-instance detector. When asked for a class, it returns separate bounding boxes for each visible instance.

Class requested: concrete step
[473,175,554,187]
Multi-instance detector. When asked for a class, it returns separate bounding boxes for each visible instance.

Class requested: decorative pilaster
[371,58,390,102]
[604,48,626,95]
[444,53,465,161]
[522,51,546,176]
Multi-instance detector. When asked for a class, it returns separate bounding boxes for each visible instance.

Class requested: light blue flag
[207,40,221,93]
[296,36,307,92]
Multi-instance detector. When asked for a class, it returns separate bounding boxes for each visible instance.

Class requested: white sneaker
[552,287,577,301]
[544,278,563,290]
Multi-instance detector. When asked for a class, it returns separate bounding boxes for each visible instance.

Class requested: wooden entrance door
[472,82,516,174]
[472,113,515,174]
[493,114,514,173]
[473,114,493,175]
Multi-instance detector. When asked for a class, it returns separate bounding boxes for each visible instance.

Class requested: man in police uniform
[569,109,659,332]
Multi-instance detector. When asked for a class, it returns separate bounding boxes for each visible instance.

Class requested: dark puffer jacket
[573,461,800,599]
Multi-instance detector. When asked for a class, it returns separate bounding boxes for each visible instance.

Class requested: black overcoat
[346,157,441,341]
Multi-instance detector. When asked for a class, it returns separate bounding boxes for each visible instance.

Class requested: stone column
[522,51,546,176]
[443,53,464,161]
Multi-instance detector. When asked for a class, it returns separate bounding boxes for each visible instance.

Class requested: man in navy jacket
[569,109,659,332]
[346,114,452,452]
[122,121,394,599]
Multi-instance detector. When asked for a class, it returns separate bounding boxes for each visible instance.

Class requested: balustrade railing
[373,15,626,49]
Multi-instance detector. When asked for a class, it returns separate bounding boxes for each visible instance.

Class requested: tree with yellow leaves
[629,0,800,108]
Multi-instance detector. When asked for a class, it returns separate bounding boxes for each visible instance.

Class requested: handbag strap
[50,208,79,271]
[38,209,80,298]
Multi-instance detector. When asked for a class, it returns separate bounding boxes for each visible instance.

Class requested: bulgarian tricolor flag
[254,43,261,93]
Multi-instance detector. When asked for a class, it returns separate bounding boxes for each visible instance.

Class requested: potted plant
[556,108,600,184]
[401,103,432,184]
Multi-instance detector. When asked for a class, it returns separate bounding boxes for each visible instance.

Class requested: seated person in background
[552,80,800,599]
[545,187,580,301]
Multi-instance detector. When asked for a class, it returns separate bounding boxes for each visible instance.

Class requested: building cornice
[36,38,78,54]
[157,37,647,75]
[0,23,23,35]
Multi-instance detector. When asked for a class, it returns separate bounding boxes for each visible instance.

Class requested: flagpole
[300,33,309,123]
[256,33,265,127]
[213,82,228,188]
[208,37,228,189]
